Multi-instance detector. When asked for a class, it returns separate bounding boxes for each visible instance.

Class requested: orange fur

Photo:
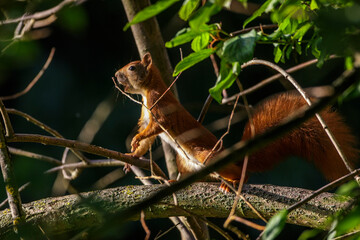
[115,53,358,183]
[235,93,359,181]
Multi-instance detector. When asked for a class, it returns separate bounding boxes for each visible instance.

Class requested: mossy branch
[0,183,353,239]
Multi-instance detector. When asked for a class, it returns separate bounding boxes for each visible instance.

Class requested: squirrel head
[115,53,153,94]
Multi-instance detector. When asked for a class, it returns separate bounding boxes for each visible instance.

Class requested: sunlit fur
[115,53,358,185]
[238,92,359,181]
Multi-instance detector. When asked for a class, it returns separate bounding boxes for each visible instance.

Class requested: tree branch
[0,183,353,239]
[0,0,85,26]
[0,116,25,234]
[6,134,167,179]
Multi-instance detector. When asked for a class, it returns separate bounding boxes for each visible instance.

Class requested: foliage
[126,0,360,103]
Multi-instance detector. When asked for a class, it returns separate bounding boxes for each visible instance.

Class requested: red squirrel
[114,53,358,189]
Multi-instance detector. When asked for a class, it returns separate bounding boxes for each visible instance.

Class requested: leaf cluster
[124,0,360,103]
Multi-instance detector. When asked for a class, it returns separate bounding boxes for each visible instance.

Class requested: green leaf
[298,229,322,240]
[243,0,281,28]
[218,30,258,63]
[209,61,241,103]
[310,0,319,10]
[295,42,302,55]
[293,22,313,40]
[339,81,360,102]
[166,24,218,48]
[336,180,358,197]
[262,209,288,240]
[189,0,222,31]
[274,44,282,63]
[123,0,180,31]
[173,48,215,76]
[179,0,201,21]
[165,28,199,48]
[335,205,360,237]
[191,32,210,52]
[345,55,354,70]
[311,37,322,59]
[285,44,292,59]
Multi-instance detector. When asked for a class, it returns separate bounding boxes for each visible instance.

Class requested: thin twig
[0,100,14,137]
[165,203,234,240]
[8,147,61,165]
[0,0,83,26]
[198,95,213,124]
[154,224,179,240]
[333,230,360,240]
[197,53,218,123]
[203,94,241,164]
[0,182,30,209]
[287,167,360,213]
[228,215,265,231]
[7,108,89,163]
[140,210,151,240]
[1,48,55,100]
[61,148,79,180]
[149,73,182,111]
[230,24,278,36]
[222,55,337,104]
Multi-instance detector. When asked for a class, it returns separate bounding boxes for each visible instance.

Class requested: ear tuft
[142,53,152,68]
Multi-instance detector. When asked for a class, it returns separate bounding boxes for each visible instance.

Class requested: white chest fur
[141,95,204,172]
[141,96,151,126]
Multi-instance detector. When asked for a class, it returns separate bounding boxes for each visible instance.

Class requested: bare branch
[0,47,55,100]
[222,56,337,104]
[230,24,278,36]
[8,147,61,166]
[0,0,85,26]
[7,133,167,179]
[45,159,126,174]
[0,101,14,137]
[7,108,89,163]
[0,182,30,209]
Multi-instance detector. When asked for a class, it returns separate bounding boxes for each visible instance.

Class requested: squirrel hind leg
[219,181,238,194]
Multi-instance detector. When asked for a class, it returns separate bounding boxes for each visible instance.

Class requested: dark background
[0,0,359,239]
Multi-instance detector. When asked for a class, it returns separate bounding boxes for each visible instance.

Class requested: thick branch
[0,183,353,239]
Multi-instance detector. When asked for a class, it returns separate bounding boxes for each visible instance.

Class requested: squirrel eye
[128,66,136,71]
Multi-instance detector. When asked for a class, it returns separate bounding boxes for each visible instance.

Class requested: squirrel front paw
[130,135,141,152]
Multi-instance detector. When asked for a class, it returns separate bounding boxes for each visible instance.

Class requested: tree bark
[0,183,353,239]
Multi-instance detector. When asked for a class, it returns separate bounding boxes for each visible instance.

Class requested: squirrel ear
[142,53,152,69]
